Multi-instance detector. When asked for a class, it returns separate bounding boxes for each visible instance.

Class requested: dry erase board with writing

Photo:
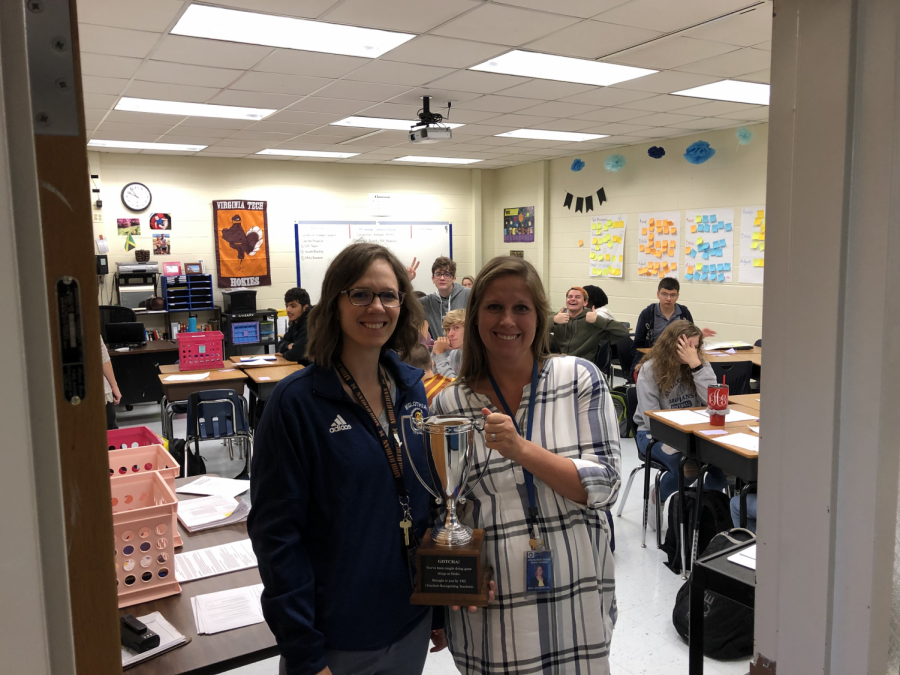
[294,221,452,303]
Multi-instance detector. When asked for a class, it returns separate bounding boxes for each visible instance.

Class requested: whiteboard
[294,221,452,303]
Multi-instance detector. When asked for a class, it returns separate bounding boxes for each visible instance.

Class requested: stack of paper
[176,476,251,499]
[191,584,266,635]
[716,433,760,453]
[704,341,753,351]
[164,372,210,382]
[697,409,758,423]
[177,495,250,533]
[654,410,710,426]
[121,612,187,668]
[175,539,258,582]
[727,544,757,570]
[240,355,276,362]
[239,358,278,366]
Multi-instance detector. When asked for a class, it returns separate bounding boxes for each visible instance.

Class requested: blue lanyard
[488,360,540,528]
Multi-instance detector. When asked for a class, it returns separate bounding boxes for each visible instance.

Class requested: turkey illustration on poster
[212,200,271,288]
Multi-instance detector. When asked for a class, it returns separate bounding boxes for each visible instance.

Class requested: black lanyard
[488,360,540,539]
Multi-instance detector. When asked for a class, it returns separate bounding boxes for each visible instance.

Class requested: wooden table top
[693,424,760,459]
[246,364,303,384]
[121,477,277,675]
[158,364,247,381]
[645,403,759,434]
[228,354,290,368]
[729,394,761,411]
[108,341,179,355]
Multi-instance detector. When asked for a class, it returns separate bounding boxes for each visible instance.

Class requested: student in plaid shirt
[432,256,621,674]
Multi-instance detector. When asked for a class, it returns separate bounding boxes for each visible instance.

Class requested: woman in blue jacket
[249,243,442,675]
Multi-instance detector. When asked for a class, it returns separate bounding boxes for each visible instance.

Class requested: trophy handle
[459,417,493,502]
[400,414,443,503]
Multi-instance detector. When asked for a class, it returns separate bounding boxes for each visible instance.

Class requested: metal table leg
[691,464,710,570]
[678,455,689,579]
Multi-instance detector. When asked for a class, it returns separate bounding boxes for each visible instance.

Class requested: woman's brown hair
[638,320,706,395]
[305,243,424,368]
[457,256,552,383]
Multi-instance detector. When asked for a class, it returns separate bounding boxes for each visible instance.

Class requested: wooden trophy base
[411,528,491,607]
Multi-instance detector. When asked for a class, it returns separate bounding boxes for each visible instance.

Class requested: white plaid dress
[431,356,621,675]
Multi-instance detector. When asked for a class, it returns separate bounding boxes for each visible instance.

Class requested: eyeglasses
[659,291,679,300]
[341,288,405,308]
[432,272,453,279]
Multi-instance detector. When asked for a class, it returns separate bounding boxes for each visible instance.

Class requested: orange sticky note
[691,225,697,233]
[648,232,655,241]
[658,269,664,278]
[656,250,663,258]
[685,246,692,255]
[668,240,675,248]
[578,239,583,247]
[671,226,677,235]
[672,263,677,270]
[649,218,655,226]
[668,249,675,257]
[667,220,674,227]
[639,244,645,252]
[641,228,648,235]
[663,225,670,234]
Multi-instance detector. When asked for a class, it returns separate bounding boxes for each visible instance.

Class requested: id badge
[524,549,554,595]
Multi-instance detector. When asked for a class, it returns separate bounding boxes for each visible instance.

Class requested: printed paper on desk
[192,584,265,635]
[717,433,760,452]
[697,409,758,423]
[654,410,711,426]
[240,355,276,362]
[257,376,271,380]
[698,429,728,436]
[749,426,760,434]
[164,372,210,382]
[177,495,240,528]
[175,539,257,582]
[176,476,250,499]
[240,358,277,366]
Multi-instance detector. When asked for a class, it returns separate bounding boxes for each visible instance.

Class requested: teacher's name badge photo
[525,550,553,592]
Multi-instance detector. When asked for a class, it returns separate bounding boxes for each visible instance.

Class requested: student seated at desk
[277,287,311,365]
[549,285,629,358]
[432,309,465,379]
[633,321,728,522]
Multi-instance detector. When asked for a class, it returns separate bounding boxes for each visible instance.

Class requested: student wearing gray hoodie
[419,256,470,339]
[633,320,728,505]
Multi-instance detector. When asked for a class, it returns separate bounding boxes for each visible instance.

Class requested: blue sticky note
[689,249,697,258]
[685,273,693,281]
[703,224,710,232]
[716,249,724,257]
[702,215,709,223]
[701,273,709,281]
[712,224,719,233]
[702,252,710,260]
[699,243,709,251]
[710,215,717,223]
[717,264,724,271]
[724,263,731,271]
[725,223,732,232]
[718,273,725,282]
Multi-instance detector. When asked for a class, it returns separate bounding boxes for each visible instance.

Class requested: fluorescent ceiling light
[257,149,359,158]
[393,156,482,165]
[332,116,464,131]
[470,50,656,87]
[171,4,414,59]
[496,129,608,142]
[88,139,207,152]
[116,97,275,120]
[672,80,770,105]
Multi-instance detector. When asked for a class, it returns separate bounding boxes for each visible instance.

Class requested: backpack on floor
[672,528,756,660]
[610,385,631,438]
[660,489,732,574]
[168,438,207,478]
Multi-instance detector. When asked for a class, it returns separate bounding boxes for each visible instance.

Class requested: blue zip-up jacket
[248,350,436,675]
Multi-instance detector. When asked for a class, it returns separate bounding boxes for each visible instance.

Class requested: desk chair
[614,336,636,385]
[616,387,667,548]
[711,361,753,396]
[593,341,613,383]
[99,305,137,343]
[186,390,252,479]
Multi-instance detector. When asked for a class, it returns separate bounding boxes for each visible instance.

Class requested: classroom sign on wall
[739,206,766,284]
[589,215,626,278]
[683,208,735,283]
[637,212,679,279]
[213,199,271,288]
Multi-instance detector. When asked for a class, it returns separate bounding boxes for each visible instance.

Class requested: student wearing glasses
[249,243,449,675]
[418,256,470,339]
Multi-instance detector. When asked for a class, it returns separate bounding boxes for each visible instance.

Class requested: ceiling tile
[229,72,332,96]
[84,108,109,124]
[244,121,321,134]
[196,150,251,157]
[95,122,174,136]
[517,101,600,117]
[477,135,532,145]
[735,68,770,84]
[269,110,348,125]
[210,139,276,148]
[381,36,507,69]
[89,130,164,142]
[718,107,769,121]
[454,95,541,113]
[577,121,655,135]
[344,61,455,86]
[625,111,701,126]
[153,35,273,69]
[453,123,517,136]
[125,80,222,103]
[559,87,656,106]
[676,47,771,77]
[439,109,504,123]
[288,97,372,115]
[320,0,480,33]
[675,100,762,116]
[227,130,298,141]
[266,140,332,150]
[496,79,596,101]
[534,118,600,132]
[617,94,705,112]
[209,90,302,109]
[199,0,342,19]
[177,116,258,129]
[81,76,129,96]
[80,53,142,79]
[484,113,558,127]
[357,102,425,119]
[527,21,661,59]
[303,126,368,138]
[77,25,161,58]
[683,5,772,47]
[624,127,681,138]
[613,70,721,93]
[613,37,738,69]
[431,4,580,46]
[78,0,183,32]
[156,135,232,146]
[428,70,531,94]
[497,0,630,18]
[569,107,654,123]
[594,0,761,33]
[105,110,187,125]
[252,50,369,78]
[83,92,118,109]
[164,125,236,138]
[136,61,244,88]
[390,87,484,106]
[315,79,413,101]
[666,117,742,130]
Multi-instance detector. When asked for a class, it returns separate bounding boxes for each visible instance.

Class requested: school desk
[108,341,180,407]
[157,366,249,440]
[246,365,304,429]
[228,354,291,368]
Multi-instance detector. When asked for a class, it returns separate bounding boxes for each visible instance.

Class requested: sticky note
[671,226,677,235]
[689,249,697,258]
[590,253,596,260]
[656,249,663,258]
[712,224,719,233]
[691,225,697,233]
[710,215,717,224]
[685,246,692,255]
[759,233,765,241]
[648,218,655,226]
[641,228,648,236]
[751,241,759,250]
[653,262,660,269]
[639,244,645,252]
[724,263,731,271]
[694,216,702,223]
[700,273,708,281]
[725,223,732,232]
[698,243,709,251]
[687,265,694,274]
[663,225,670,234]
[648,232,655,240]
[752,232,760,241]
[605,254,610,261]
[685,273,693,280]
[667,249,674,257]
[672,263,677,270]
[701,216,709,223]
[702,252,710,260]
[760,242,765,251]
[718,273,725,282]
[696,237,704,245]
[757,210,764,218]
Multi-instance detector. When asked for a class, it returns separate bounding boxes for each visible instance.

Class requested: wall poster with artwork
[213,199,271,288]
[503,206,535,243]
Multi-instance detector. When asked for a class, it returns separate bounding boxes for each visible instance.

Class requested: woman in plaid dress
[432,256,621,674]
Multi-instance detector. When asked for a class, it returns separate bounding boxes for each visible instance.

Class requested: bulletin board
[637,212,679,279]
[588,214,626,278]
[739,206,766,284]
[683,208,735,283]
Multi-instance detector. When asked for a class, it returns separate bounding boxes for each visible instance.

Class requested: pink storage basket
[109,443,182,549]
[111,472,181,608]
[176,330,225,370]
[107,426,167,451]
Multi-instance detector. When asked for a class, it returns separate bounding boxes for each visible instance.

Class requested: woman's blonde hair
[442,309,466,334]
[458,256,551,382]
[638,320,706,395]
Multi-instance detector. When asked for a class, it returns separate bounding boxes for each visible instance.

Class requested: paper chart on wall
[637,212,679,280]
[683,208,735,283]
[589,214,626,278]
[739,206,766,284]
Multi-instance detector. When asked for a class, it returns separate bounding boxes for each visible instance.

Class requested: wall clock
[121,182,152,212]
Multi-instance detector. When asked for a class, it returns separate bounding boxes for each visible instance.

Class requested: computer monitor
[106,322,146,348]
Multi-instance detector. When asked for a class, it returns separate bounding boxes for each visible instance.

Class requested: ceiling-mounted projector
[409,96,452,143]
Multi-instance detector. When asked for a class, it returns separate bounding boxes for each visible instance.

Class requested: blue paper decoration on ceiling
[605,154,626,172]
[570,158,585,172]
[684,140,716,165]
[736,126,754,145]
[648,146,666,159]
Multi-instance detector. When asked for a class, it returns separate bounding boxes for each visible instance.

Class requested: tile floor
[116,390,749,675]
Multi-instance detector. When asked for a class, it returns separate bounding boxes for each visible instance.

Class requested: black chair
[186,389,252,479]
[614,336,636,385]
[99,305,137,343]
[593,341,612,381]
[616,386,667,548]
[711,361,753,396]
[754,339,762,347]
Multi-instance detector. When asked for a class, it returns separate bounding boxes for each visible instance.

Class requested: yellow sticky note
[697,264,704,271]
[605,254,611,261]
[760,242,765,251]
[751,241,759,250]
[696,237,704,245]
[691,225,697,233]
[761,223,766,233]
[757,210,764,218]
[590,237,596,245]
[754,218,762,227]
[695,216,702,223]
[616,221,624,228]
[751,232,760,241]
[606,242,612,249]
[759,233,765,241]
[762,218,766,226]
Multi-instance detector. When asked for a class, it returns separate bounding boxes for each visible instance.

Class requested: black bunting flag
[575,197,584,212]
[563,187,607,210]
[585,195,594,212]
[597,188,607,205]
[563,192,573,209]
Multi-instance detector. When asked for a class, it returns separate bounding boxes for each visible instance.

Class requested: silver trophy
[401,414,492,546]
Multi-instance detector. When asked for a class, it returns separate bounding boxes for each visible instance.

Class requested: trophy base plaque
[411,528,491,607]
